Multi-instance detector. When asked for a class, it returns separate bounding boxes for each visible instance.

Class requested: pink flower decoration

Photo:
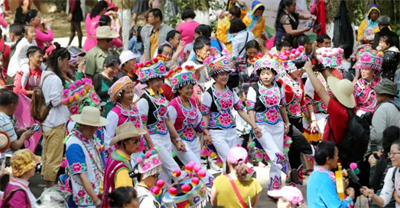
[78,190,85,197]
[70,105,80,115]
[159,65,166,73]
[153,158,160,165]
[72,163,83,173]
[172,78,178,85]
[90,93,100,104]
[139,72,145,79]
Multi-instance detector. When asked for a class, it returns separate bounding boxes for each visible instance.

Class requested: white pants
[118,9,131,50]
[173,138,214,186]
[209,128,239,163]
[256,122,286,190]
[151,134,185,187]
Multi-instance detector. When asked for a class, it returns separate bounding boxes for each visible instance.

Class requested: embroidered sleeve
[246,87,257,111]
[137,98,149,126]
[280,14,291,25]
[196,120,206,133]
[233,91,245,110]
[201,92,212,115]
[305,95,314,106]
[66,144,87,175]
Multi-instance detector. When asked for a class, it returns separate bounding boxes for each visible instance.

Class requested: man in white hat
[85,26,119,79]
[117,50,141,81]
[65,106,109,208]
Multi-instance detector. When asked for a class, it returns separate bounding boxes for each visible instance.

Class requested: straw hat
[91,26,119,39]
[11,149,41,177]
[70,106,109,127]
[110,122,147,146]
[327,76,355,108]
[0,131,10,153]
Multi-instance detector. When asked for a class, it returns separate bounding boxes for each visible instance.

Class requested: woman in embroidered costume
[102,122,147,208]
[276,48,315,184]
[166,65,214,186]
[353,47,383,116]
[304,47,344,139]
[131,148,163,208]
[246,54,289,190]
[307,141,355,207]
[104,76,154,164]
[137,55,186,186]
[65,106,109,208]
[201,55,261,166]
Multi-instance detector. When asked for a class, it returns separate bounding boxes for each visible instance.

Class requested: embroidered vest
[169,98,199,141]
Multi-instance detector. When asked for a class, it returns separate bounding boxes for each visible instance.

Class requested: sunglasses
[105,39,113,42]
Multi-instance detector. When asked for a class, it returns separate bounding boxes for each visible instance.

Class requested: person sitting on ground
[107,186,139,208]
[0,91,34,155]
[1,149,40,208]
[316,34,331,48]
[370,79,400,152]
[307,141,355,206]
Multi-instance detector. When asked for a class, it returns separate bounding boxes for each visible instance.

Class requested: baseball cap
[227,147,248,165]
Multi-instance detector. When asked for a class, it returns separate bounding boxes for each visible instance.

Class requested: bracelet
[284,123,291,126]
[94,199,102,206]
[176,138,182,142]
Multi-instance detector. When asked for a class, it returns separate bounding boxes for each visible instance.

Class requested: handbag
[226,174,248,208]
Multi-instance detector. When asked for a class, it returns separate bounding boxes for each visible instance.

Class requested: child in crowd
[107,186,139,208]
[7,24,37,83]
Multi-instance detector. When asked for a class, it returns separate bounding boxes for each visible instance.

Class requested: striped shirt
[0,112,17,154]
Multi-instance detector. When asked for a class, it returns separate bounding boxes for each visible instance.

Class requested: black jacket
[381,47,400,81]
[373,27,400,49]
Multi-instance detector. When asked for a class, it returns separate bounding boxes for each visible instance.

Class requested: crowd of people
[0,0,398,207]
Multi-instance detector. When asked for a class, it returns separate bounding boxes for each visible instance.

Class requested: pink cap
[227,147,248,165]
[267,186,303,205]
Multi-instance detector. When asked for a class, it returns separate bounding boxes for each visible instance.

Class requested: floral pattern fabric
[277,73,305,118]
[246,82,285,125]
[66,130,105,207]
[353,76,381,114]
[304,72,332,114]
[140,94,170,135]
[201,86,244,129]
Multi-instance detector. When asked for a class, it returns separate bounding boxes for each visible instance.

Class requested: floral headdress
[279,46,307,73]
[136,147,162,179]
[316,47,344,69]
[165,65,198,93]
[137,55,167,82]
[107,76,135,103]
[250,53,281,74]
[204,48,234,78]
[354,47,383,71]
[163,161,210,208]
[62,78,101,115]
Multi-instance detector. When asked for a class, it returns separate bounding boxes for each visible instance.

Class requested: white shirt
[379,167,400,207]
[232,30,255,59]
[40,71,70,129]
[8,38,37,77]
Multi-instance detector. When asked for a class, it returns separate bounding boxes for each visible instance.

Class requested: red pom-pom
[139,63,144,68]
[169,187,178,196]
[156,180,165,188]
[181,184,192,193]
[152,58,158,63]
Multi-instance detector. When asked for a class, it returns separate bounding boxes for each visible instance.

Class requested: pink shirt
[83,14,101,51]
[177,21,200,45]
[34,28,53,50]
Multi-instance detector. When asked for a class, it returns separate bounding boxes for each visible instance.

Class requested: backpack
[31,73,54,122]
[328,108,370,167]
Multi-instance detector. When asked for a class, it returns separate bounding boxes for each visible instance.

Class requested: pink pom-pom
[294,50,301,57]
[61,159,68,168]
[326,52,332,57]
[172,169,181,177]
[75,80,82,86]
[350,163,357,170]
[197,169,206,178]
[63,89,69,97]
[200,149,208,157]
[169,187,178,196]
[145,151,151,159]
[156,180,165,188]
[337,48,344,53]
[289,54,295,60]
[282,55,288,60]
[298,46,305,51]
[62,98,69,105]
[284,50,291,56]
[291,49,296,54]
[322,52,327,57]
[181,184,191,193]
[191,177,200,186]
[69,84,76,90]
[193,164,202,172]
[137,157,143,163]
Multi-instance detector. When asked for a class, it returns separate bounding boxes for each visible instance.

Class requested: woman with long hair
[274,0,315,46]
[14,0,30,25]
[235,40,261,95]
[67,0,83,48]
[83,0,108,51]
[40,42,71,188]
